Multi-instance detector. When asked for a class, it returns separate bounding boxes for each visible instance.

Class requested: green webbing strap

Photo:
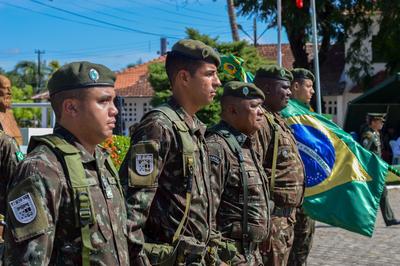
[208,126,250,258]
[29,135,95,266]
[263,111,280,194]
[105,156,124,198]
[147,104,196,244]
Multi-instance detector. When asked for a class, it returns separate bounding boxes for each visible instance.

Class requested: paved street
[308,186,400,266]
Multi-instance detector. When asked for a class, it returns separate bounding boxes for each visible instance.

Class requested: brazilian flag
[282,99,399,237]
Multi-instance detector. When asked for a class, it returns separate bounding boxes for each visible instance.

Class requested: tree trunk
[227,0,240,42]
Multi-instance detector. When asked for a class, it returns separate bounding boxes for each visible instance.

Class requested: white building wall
[323,92,361,128]
[121,97,152,135]
[343,14,385,91]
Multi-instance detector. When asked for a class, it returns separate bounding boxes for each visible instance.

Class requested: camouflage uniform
[361,126,398,226]
[258,110,305,266]
[3,125,129,265]
[207,121,270,266]
[287,99,315,266]
[287,207,315,266]
[0,128,22,258]
[119,97,214,265]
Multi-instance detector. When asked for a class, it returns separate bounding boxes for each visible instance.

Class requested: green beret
[222,81,265,100]
[170,39,221,67]
[292,68,315,82]
[255,65,293,81]
[48,61,115,96]
[367,113,386,121]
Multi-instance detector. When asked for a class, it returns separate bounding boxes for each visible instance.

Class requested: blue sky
[0,0,287,72]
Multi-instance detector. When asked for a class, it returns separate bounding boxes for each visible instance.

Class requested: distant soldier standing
[254,66,305,266]
[287,68,316,266]
[0,75,23,257]
[361,113,400,226]
[119,39,231,265]
[207,81,271,265]
[3,62,129,265]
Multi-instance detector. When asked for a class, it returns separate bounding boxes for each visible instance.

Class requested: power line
[1,2,133,33]
[155,0,225,18]
[128,0,226,23]
[30,0,182,39]
[65,1,139,24]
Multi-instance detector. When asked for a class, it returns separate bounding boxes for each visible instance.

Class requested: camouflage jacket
[258,109,305,208]
[119,97,213,264]
[361,127,381,157]
[206,121,270,243]
[0,129,21,217]
[3,125,129,265]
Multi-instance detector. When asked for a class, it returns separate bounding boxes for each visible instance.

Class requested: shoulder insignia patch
[209,154,221,165]
[136,153,154,175]
[9,193,37,224]
[16,151,25,162]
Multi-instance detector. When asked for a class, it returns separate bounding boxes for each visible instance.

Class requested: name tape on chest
[136,153,154,175]
[9,193,37,224]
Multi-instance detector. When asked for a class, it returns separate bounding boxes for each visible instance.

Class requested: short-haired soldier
[118,39,231,265]
[254,65,305,266]
[206,81,271,265]
[3,62,129,265]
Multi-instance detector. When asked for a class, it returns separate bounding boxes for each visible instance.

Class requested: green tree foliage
[11,85,41,127]
[233,0,377,82]
[372,2,400,74]
[148,28,273,126]
[7,60,61,93]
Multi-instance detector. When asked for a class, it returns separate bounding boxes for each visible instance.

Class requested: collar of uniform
[168,97,207,136]
[291,98,311,110]
[219,120,248,146]
[53,124,97,163]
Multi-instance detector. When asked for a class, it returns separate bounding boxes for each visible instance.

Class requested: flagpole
[277,0,282,67]
[311,0,322,114]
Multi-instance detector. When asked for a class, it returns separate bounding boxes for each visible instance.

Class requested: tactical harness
[208,124,271,261]
[262,110,280,195]
[28,135,123,266]
[141,104,200,265]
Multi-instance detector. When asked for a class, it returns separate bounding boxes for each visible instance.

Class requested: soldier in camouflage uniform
[287,68,316,266]
[254,65,305,266]
[361,113,400,226]
[3,62,129,265]
[0,75,23,257]
[119,39,229,265]
[206,81,270,265]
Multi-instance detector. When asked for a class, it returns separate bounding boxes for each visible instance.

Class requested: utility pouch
[143,242,176,266]
[175,235,206,266]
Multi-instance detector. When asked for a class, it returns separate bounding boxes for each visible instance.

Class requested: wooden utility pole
[227,0,240,41]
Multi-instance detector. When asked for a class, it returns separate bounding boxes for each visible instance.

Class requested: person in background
[361,113,400,226]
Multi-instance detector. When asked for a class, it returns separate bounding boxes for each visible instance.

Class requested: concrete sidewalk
[307,187,400,266]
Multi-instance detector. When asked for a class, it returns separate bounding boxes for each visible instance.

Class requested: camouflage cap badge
[255,65,293,82]
[222,81,265,100]
[169,39,221,67]
[48,61,115,96]
[291,68,315,82]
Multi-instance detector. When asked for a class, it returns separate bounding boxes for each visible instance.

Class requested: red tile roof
[115,56,165,97]
[256,43,314,69]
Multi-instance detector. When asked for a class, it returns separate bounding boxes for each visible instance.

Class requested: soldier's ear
[63,99,79,116]
[177,69,190,84]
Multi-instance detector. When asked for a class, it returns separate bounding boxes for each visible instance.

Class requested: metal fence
[11,102,56,128]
